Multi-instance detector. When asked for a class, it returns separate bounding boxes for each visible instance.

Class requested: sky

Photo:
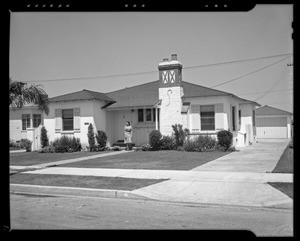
[9,4,293,112]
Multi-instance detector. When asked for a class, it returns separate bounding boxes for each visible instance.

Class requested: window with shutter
[190,105,200,132]
[55,109,62,132]
[74,108,80,132]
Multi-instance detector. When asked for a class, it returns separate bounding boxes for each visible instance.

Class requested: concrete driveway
[132,139,292,208]
[191,139,290,173]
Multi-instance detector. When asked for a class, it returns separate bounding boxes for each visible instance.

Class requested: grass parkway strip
[10,173,169,191]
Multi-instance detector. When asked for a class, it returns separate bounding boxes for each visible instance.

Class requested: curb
[10,184,153,201]
[262,199,293,210]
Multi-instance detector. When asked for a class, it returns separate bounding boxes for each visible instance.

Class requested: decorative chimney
[158,54,184,136]
[158,54,182,88]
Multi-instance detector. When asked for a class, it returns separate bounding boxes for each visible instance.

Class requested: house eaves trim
[106,105,156,111]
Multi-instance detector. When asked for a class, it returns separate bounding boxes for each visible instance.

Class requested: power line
[254,59,291,101]
[210,56,291,89]
[13,53,292,83]
[238,88,293,96]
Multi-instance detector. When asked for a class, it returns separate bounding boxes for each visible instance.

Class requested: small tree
[217,130,233,151]
[87,123,96,151]
[172,124,186,148]
[40,126,49,148]
[96,130,107,148]
[149,130,162,151]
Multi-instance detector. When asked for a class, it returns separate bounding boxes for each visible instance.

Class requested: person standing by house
[124,121,133,151]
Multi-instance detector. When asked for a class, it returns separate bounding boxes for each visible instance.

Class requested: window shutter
[74,107,81,132]
[190,105,200,132]
[215,103,224,130]
[55,109,62,132]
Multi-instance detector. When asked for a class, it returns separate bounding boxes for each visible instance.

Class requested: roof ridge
[105,80,158,94]
[258,105,292,114]
[182,81,234,96]
[49,89,87,99]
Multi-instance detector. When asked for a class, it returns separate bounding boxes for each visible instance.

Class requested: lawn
[10,173,168,191]
[268,142,293,199]
[271,143,293,173]
[9,151,112,166]
[60,150,229,170]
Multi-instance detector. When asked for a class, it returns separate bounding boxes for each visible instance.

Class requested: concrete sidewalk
[10,139,293,209]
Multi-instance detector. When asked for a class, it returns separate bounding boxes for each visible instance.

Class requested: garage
[255,105,292,139]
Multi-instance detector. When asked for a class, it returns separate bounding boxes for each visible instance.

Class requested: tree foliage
[9,78,49,115]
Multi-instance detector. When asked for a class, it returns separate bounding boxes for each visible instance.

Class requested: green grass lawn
[9,151,112,166]
[269,142,293,199]
[10,173,168,191]
[60,150,229,170]
[271,143,293,173]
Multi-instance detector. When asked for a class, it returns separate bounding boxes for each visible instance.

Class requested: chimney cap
[171,54,177,60]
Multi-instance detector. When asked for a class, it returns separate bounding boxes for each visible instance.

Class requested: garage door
[256,116,288,138]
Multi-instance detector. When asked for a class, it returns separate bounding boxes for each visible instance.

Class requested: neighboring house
[255,105,293,139]
[9,54,261,150]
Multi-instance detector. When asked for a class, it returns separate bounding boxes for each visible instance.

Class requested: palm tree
[9,78,49,115]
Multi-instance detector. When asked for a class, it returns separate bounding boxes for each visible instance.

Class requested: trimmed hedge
[217,130,233,151]
[149,130,162,151]
[52,136,82,153]
[96,130,108,148]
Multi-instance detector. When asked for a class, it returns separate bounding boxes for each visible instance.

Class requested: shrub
[217,130,233,151]
[40,126,49,148]
[96,130,107,148]
[149,130,162,150]
[141,143,152,151]
[20,139,32,152]
[195,135,217,150]
[172,124,187,148]
[183,140,201,152]
[87,124,96,151]
[10,139,21,148]
[112,146,121,151]
[52,136,82,153]
[160,135,175,150]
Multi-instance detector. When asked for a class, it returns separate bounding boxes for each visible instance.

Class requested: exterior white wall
[159,86,184,136]
[9,107,43,141]
[107,108,156,146]
[184,95,230,134]
[44,100,102,149]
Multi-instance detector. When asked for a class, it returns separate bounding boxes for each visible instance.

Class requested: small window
[253,110,256,126]
[200,105,215,131]
[62,109,74,131]
[138,109,144,122]
[146,108,152,122]
[33,114,42,128]
[22,114,30,130]
[153,108,156,122]
[238,110,241,126]
[232,106,236,131]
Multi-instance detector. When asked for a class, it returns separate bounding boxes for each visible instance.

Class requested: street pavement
[10,139,293,209]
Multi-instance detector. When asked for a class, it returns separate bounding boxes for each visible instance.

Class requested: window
[200,105,215,131]
[62,109,73,131]
[33,114,42,128]
[153,108,156,122]
[232,106,236,131]
[238,110,241,126]
[253,110,256,126]
[146,108,152,122]
[22,114,30,130]
[138,109,144,122]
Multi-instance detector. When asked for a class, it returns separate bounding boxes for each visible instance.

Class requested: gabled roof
[255,105,292,116]
[105,80,260,109]
[49,89,115,103]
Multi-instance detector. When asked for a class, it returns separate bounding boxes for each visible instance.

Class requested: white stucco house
[9,54,261,150]
[255,105,293,139]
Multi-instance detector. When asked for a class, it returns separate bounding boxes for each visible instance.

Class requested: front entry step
[112,140,135,147]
